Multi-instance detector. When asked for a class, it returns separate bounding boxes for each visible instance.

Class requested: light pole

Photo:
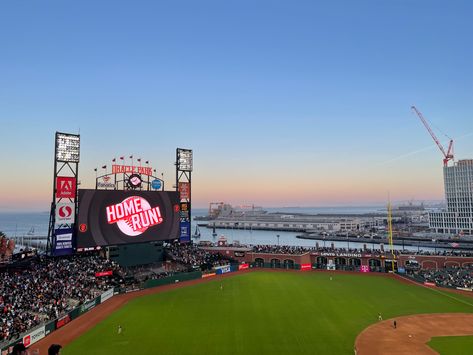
[277,234,280,246]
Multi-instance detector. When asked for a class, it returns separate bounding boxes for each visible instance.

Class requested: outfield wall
[204,246,473,271]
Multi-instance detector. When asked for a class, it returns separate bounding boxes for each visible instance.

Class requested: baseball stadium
[1,133,473,355]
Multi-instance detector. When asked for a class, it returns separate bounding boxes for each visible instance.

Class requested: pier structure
[205,213,394,233]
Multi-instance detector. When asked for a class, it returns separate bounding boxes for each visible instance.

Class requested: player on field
[118,325,122,335]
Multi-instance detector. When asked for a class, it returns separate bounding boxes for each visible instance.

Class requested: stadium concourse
[2,242,473,353]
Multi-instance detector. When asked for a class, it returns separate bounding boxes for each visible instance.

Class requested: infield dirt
[355,313,473,355]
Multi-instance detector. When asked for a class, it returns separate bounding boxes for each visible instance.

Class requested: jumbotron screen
[77,189,180,248]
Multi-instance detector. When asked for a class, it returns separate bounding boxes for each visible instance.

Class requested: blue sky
[0,0,472,211]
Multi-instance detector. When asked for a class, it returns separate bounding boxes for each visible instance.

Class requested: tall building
[429,159,473,235]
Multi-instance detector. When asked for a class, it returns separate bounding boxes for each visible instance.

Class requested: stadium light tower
[176,148,193,243]
[47,132,80,256]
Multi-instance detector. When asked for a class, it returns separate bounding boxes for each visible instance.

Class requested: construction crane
[411,106,454,166]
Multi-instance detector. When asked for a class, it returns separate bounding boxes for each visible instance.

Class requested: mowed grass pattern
[63,272,473,355]
[428,335,473,355]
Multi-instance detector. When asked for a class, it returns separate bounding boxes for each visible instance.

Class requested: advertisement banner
[77,190,180,248]
[360,265,370,273]
[238,263,249,270]
[95,270,113,277]
[151,179,162,190]
[23,326,45,347]
[178,182,190,200]
[97,175,115,189]
[319,252,363,258]
[69,307,81,320]
[180,202,190,220]
[79,298,100,315]
[424,282,436,287]
[45,320,56,336]
[300,263,311,271]
[179,221,191,243]
[215,265,231,274]
[56,315,71,329]
[56,202,75,224]
[100,288,114,303]
[53,228,74,256]
[56,177,76,199]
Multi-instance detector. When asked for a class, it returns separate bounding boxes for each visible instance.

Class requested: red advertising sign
[300,263,311,271]
[360,265,370,273]
[178,182,190,200]
[23,335,31,347]
[95,270,113,277]
[56,177,76,199]
[56,315,71,329]
[238,263,249,270]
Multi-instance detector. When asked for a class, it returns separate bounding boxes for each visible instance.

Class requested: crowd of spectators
[409,267,473,289]
[246,244,473,258]
[398,249,473,257]
[0,254,121,343]
[252,245,313,255]
[165,243,231,271]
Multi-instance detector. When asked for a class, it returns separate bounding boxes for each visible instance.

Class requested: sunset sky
[0,0,472,211]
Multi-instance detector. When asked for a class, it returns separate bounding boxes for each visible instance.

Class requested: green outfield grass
[428,335,473,355]
[62,271,473,355]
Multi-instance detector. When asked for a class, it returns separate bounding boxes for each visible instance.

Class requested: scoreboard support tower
[176,148,193,243]
[47,132,80,256]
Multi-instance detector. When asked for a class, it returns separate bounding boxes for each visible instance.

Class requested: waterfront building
[429,159,473,235]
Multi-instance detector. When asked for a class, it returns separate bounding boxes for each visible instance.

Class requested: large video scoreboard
[77,189,180,248]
